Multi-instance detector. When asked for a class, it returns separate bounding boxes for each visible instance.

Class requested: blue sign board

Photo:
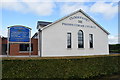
[9,26,30,42]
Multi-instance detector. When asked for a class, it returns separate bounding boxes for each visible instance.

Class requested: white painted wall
[40,12,109,57]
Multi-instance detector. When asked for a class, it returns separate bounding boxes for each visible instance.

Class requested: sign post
[7,28,10,57]
[7,25,31,57]
[29,30,31,57]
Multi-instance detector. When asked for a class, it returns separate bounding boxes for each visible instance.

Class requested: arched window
[78,30,84,48]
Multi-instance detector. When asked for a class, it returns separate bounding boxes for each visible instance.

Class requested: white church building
[36,9,109,57]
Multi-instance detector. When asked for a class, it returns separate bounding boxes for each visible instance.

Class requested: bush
[2,55,120,79]
[109,44,120,53]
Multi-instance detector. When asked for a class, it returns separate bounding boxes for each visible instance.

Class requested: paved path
[96,74,120,80]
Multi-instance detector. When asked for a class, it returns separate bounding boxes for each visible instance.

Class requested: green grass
[2,55,120,79]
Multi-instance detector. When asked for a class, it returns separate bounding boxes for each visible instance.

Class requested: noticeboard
[9,26,30,42]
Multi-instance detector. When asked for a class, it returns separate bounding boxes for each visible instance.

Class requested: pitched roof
[32,32,38,38]
[37,21,52,29]
[39,9,110,35]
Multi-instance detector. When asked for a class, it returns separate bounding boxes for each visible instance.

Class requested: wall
[9,39,38,55]
[2,37,7,55]
[1,38,38,56]
[41,12,109,57]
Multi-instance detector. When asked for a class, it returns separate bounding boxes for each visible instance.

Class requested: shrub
[2,55,120,79]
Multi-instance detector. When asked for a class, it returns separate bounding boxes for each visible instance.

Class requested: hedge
[2,55,120,79]
[109,44,120,53]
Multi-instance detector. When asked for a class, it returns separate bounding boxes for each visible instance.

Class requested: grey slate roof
[34,21,52,38]
[32,32,38,39]
[37,21,52,29]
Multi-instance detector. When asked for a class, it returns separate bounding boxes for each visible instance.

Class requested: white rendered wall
[41,12,109,57]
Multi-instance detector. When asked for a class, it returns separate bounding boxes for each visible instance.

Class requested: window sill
[67,48,72,50]
[19,51,33,53]
[89,48,94,49]
[78,48,85,49]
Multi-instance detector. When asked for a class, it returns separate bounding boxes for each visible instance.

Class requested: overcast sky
[0,0,119,44]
